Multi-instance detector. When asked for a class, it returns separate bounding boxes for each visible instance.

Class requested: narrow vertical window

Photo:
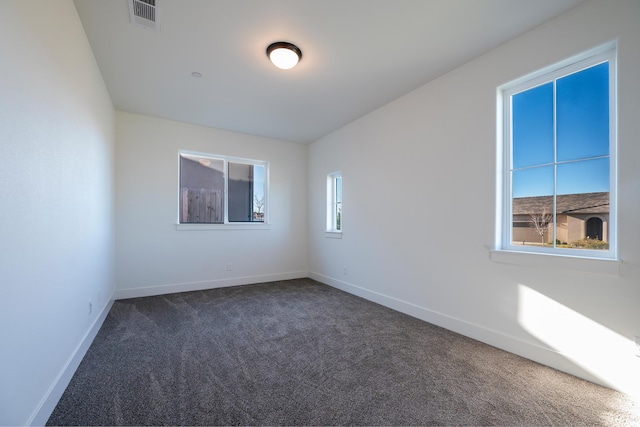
[499,43,616,259]
[327,172,342,233]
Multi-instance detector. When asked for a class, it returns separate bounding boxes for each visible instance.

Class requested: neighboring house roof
[513,192,609,215]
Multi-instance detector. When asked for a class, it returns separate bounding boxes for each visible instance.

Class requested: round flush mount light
[266,42,302,70]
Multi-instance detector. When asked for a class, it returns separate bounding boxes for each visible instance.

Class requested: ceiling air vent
[128,0,160,31]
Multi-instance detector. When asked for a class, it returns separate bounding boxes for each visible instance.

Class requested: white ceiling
[74,0,584,144]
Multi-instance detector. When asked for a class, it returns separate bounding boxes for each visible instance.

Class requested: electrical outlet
[343,266,348,275]
[226,263,233,271]
[633,336,640,357]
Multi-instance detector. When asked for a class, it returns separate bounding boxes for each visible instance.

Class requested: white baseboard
[114,270,309,300]
[308,271,606,390]
[29,299,114,426]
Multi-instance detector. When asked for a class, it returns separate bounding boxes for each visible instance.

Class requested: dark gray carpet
[47,278,639,426]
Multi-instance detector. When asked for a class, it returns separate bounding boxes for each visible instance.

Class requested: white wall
[0,1,115,425]
[309,0,640,397]
[115,112,308,298]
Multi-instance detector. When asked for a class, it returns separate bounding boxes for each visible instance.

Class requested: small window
[498,43,616,259]
[179,152,267,224]
[327,172,342,232]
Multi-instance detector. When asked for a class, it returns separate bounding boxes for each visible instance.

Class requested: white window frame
[177,150,269,230]
[326,172,342,237]
[496,42,617,261]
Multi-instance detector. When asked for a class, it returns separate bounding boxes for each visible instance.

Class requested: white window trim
[326,171,342,236]
[177,150,269,229]
[177,223,271,231]
[495,41,619,262]
[325,231,343,239]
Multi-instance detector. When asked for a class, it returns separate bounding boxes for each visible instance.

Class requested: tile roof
[512,192,609,215]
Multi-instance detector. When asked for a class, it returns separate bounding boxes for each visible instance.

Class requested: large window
[499,44,616,259]
[327,172,342,233]
[179,152,267,224]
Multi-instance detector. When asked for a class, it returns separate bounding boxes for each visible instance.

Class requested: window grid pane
[179,156,225,224]
[505,50,613,255]
[179,153,267,225]
[556,62,609,162]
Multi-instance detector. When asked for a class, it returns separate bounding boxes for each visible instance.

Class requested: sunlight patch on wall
[517,284,640,398]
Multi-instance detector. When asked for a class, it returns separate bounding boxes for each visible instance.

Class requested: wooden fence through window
[180,188,223,223]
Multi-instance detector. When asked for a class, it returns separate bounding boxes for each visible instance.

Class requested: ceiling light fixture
[266,42,302,70]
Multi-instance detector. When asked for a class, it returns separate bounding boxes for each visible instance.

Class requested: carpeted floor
[47,278,639,426]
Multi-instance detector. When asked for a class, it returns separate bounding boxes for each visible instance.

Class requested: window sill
[325,231,342,239]
[489,249,621,276]
[176,223,271,231]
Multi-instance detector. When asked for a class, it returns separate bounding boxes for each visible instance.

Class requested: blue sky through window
[513,83,553,170]
[512,62,609,198]
[557,63,609,162]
